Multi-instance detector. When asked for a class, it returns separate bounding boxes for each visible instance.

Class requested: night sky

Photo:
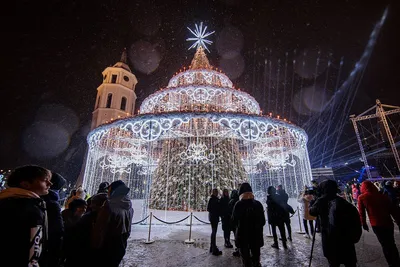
[1,0,397,182]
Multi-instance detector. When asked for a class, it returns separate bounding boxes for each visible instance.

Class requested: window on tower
[111,74,117,83]
[120,97,127,111]
[96,96,101,108]
[106,93,113,108]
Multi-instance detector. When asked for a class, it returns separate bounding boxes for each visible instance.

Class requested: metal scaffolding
[350,99,400,179]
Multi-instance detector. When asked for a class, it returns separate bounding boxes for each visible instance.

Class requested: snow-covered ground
[121,199,400,266]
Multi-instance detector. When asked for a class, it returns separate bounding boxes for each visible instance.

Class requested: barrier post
[185,212,195,244]
[265,223,274,238]
[296,206,305,234]
[144,212,155,244]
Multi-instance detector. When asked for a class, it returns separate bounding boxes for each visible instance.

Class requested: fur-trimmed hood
[239,192,254,200]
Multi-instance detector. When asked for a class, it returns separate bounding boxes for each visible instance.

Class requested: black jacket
[207,195,220,222]
[64,211,98,267]
[277,189,289,203]
[0,188,47,267]
[92,194,134,248]
[40,190,64,267]
[266,194,288,225]
[92,194,133,267]
[232,192,265,248]
[220,195,230,217]
[309,180,360,264]
[228,191,239,217]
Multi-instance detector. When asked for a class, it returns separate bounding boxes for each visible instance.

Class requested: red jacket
[358,181,400,227]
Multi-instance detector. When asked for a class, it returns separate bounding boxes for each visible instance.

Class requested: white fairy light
[180,142,215,164]
[186,22,215,52]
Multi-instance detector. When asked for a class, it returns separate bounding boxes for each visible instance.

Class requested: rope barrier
[132,215,150,225]
[152,215,190,224]
[193,215,211,224]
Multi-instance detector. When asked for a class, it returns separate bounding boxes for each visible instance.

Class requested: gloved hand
[363,224,369,232]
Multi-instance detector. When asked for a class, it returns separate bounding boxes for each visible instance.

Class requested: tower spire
[113,48,131,72]
[120,48,128,64]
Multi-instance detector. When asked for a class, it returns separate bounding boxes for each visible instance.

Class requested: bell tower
[91,50,138,129]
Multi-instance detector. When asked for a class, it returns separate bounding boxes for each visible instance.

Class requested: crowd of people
[1,164,400,267]
[207,178,400,267]
[344,179,400,208]
[0,165,133,267]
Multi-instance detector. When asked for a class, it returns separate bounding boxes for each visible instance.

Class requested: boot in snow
[224,238,233,248]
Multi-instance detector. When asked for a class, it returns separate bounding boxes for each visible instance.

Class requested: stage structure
[350,99,400,179]
[83,23,313,219]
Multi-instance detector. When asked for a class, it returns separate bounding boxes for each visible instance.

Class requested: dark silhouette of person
[207,188,222,255]
[310,180,362,267]
[232,183,265,267]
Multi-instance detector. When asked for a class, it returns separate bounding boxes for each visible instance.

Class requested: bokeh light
[129,40,162,74]
[219,54,245,80]
[22,121,70,159]
[295,47,330,79]
[216,26,244,59]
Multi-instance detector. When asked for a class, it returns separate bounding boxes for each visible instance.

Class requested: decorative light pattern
[251,145,297,170]
[87,113,307,145]
[186,22,215,52]
[167,70,233,88]
[180,142,216,163]
[140,85,260,115]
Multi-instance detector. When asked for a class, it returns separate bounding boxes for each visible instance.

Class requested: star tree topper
[186,22,215,52]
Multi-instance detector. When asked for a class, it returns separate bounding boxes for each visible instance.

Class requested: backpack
[328,197,362,244]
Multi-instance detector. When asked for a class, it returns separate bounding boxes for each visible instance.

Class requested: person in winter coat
[384,181,399,207]
[62,198,87,267]
[0,165,52,267]
[310,180,362,267]
[358,180,400,267]
[352,183,360,206]
[297,187,316,239]
[267,186,288,249]
[220,188,233,248]
[232,183,265,267]
[344,182,353,203]
[65,194,107,267]
[207,188,222,255]
[39,172,66,267]
[92,180,134,267]
[65,187,86,208]
[277,184,292,241]
[277,184,289,203]
[97,181,109,194]
[228,189,240,257]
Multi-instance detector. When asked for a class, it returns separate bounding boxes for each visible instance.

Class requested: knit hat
[109,180,130,198]
[267,186,276,195]
[98,182,109,193]
[319,179,338,196]
[50,172,66,191]
[239,182,252,196]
